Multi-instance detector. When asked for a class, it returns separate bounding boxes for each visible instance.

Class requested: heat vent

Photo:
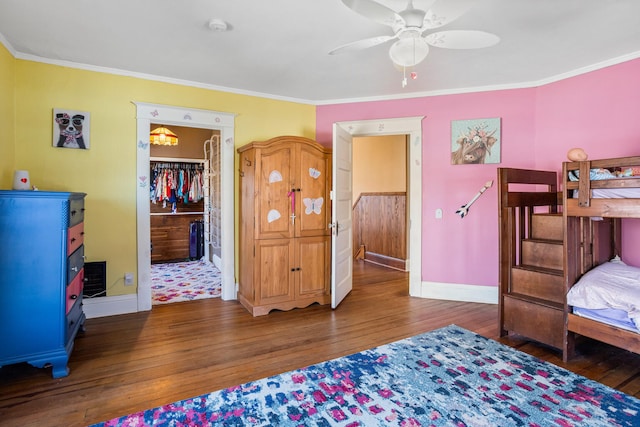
[83,261,106,298]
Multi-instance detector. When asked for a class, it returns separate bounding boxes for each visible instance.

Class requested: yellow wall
[12,60,316,296]
[0,43,15,188]
[353,135,406,202]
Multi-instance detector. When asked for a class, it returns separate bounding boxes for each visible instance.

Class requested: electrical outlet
[124,272,134,286]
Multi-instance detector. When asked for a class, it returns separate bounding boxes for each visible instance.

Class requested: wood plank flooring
[1,261,640,426]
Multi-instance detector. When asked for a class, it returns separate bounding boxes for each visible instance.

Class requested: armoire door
[297,144,331,238]
[296,236,331,299]
[255,238,295,305]
[254,144,295,240]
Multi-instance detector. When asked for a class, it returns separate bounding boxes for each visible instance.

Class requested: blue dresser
[0,190,86,378]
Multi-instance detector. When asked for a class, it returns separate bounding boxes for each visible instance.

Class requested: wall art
[451,117,501,165]
[53,108,91,149]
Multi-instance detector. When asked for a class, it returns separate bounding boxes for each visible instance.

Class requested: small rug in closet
[151,259,221,304]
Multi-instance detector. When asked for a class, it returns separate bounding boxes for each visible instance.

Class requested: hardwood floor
[2,261,640,426]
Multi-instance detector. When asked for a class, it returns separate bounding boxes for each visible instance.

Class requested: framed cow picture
[53,108,91,149]
[451,118,501,165]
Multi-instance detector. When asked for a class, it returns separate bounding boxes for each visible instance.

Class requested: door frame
[134,102,236,311]
[335,117,423,296]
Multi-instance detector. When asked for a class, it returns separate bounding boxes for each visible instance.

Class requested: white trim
[12,52,315,105]
[135,102,236,314]
[421,281,498,305]
[2,38,638,105]
[83,295,138,319]
[335,117,423,297]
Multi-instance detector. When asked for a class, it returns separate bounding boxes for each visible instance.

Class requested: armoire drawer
[66,268,84,313]
[69,197,85,227]
[67,222,84,255]
[66,294,84,341]
[68,245,84,283]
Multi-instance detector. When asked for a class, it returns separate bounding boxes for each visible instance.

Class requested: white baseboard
[420,281,498,304]
[83,294,141,319]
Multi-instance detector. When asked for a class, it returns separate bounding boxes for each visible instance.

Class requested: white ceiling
[1,0,639,104]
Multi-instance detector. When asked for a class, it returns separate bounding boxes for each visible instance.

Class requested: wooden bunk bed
[562,155,640,361]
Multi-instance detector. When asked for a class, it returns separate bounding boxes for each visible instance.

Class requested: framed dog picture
[53,108,91,149]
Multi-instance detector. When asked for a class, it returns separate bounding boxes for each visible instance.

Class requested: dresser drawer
[67,222,84,255]
[66,268,84,313]
[66,293,84,341]
[69,197,85,227]
[68,245,84,283]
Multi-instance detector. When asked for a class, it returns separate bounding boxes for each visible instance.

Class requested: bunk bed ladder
[498,168,564,350]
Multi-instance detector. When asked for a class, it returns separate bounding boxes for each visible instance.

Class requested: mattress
[572,306,639,334]
[591,187,640,198]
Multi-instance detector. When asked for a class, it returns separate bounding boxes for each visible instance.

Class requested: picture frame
[451,117,501,165]
[53,108,91,149]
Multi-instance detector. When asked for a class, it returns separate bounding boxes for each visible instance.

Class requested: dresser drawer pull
[70,294,78,300]
[71,266,79,272]
[71,210,77,216]
[71,237,76,243]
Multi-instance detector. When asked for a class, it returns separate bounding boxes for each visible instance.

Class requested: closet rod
[150,156,204,163]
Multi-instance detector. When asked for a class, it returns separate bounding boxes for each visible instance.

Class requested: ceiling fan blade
[423,0,476,29]
[341,0,405,27]
[329,35,396,55]
[425,30,499,49]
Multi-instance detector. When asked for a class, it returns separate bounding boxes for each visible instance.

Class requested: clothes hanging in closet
[150,162,205,205]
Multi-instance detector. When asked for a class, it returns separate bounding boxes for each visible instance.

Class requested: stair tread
[514,264,563,276]
[505,293,564,310]
[523,237,563,245]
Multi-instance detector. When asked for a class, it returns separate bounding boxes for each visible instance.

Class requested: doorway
[148,124,221,304]
[352,134,409,271]
[135,102,236,312]
[332,117,423,300]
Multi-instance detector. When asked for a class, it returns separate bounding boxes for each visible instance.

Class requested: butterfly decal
[267,209,281,223]
[303,197,323,215]
[138,140,149,150]
[309,168,321,179]
[269,170,283,183]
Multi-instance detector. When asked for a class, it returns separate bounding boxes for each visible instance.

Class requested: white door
[331,123,353,308]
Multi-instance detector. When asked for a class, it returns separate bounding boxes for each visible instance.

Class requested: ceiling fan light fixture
[389,37,429,68]
[150,126,179,146]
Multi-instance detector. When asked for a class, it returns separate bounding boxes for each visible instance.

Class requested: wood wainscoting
[352,192,407,270]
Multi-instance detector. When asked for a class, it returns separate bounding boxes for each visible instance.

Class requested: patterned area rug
[151,260,221,304]
[91,325,640,426]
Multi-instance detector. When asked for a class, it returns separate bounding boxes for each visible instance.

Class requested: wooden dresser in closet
[237,136,332,316]
[0,190,86,378]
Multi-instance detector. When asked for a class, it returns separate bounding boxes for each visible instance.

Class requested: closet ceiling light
[150,126,179,146]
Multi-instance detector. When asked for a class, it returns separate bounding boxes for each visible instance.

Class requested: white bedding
[567,258,640,329]
[592,187,640,198]
[572,307,639,333]
[568,169,640,199]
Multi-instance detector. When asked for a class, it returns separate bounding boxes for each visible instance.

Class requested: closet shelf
[151,156,204,163]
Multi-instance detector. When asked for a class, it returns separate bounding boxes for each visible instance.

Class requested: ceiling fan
[330,0,500,86]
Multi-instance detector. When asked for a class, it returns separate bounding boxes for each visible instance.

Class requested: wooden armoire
[238,136,332,316]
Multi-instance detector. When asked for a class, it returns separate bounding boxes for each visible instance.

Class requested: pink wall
[316,57,640,287]
[534,59,640,266]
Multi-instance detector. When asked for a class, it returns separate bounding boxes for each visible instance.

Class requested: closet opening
[149,124,222,305]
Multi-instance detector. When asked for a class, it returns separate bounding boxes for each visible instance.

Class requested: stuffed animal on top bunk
[566,147,625,181]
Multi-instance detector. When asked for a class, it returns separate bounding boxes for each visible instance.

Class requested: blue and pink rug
[91,325,639,426]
